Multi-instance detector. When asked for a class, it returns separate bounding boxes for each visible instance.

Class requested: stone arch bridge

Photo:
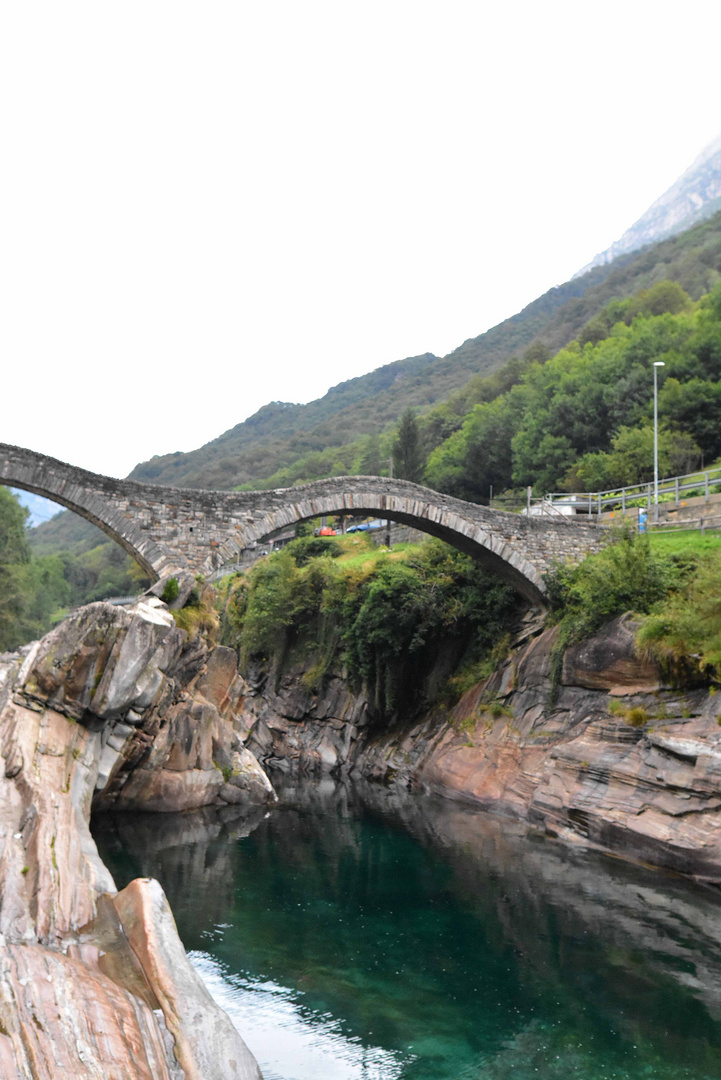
[0,443,605,606]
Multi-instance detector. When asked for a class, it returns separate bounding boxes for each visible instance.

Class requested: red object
[318,527,336,536]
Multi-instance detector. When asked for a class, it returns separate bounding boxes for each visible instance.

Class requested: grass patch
[608,700,650,727]
[160,577,179,604]
[649,530,721,556]
[171,586,220,642]
[333,541,417,572]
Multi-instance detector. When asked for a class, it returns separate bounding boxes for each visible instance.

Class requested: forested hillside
[128,209,721,491]
[0,488,149,651]
[424,280,721,501]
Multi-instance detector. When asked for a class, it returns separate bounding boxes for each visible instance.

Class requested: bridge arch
[0,445,179,581]
[223,492,549,605]
[1,444,604,605]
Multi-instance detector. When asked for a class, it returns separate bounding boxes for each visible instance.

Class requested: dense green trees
[0,489,149,651]
[570,424,701,490]
[425,282,721,500]
[0,489,73,650]
[0,489,32,650]
[659,378,721,459]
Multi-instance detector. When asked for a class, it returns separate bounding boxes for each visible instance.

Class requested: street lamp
[653,361,665,521]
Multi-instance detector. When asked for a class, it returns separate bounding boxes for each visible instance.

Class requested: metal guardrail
[538,466,721,517]
[649,512,721,534]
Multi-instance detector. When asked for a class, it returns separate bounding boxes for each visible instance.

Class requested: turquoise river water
[93,778,721,1080]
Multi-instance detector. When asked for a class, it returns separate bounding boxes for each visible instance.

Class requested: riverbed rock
[0,603,269,1079]
[112,878,262,1080]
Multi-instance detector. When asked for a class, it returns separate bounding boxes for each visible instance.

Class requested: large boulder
[561,614,661,694]
[0,603,269,1078]
[10,599,277,815]
[20,599,184,720]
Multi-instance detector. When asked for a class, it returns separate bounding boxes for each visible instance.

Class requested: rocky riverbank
[0,598,273,1079]
[242,614,721,882]
[3,593,721,1076]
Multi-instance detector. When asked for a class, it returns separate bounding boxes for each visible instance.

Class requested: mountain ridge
[29,205,721,555]
[128,205,721,492]
[575,132,721,277]
[128,259,629,490]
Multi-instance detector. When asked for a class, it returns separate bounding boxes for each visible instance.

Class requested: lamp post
[653,361,665,521]
[386,455,393,547]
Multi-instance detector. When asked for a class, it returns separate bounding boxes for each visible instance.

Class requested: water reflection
[189,957,407,1080]
[93,779,721,1080]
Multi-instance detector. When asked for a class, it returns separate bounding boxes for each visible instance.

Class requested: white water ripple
[189,950,410,1080]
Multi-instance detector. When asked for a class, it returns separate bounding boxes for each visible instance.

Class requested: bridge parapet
[0,443,606,605]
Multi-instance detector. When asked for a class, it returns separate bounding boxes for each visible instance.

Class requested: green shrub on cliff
[637,550,721,681]
[223,539,522,720]
[545,524,674,695]
[283,536,343,566]
[546,521,721,688]
[545,523,672,645]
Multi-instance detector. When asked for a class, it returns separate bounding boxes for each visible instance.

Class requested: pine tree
[393,409,424,483]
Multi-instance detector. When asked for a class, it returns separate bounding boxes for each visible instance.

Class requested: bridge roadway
[0,443,606,605]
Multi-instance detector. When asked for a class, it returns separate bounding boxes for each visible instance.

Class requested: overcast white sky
[2,0,721,481]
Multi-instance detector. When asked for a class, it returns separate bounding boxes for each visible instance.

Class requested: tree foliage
[0,489,150,651]
[569,424,701,490]
[426,281,721,500]
[224,539,522,721]
[393,409,423,483]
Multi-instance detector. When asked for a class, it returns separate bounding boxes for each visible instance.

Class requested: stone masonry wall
[0,443,605,602]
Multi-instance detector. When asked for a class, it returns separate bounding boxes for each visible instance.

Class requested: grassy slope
[649,530,721,556]
[29,506,110,555]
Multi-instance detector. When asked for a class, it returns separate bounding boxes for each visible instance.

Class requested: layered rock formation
[4,587,721,1073]
[243,614,721,881]
[0,598,274,1078]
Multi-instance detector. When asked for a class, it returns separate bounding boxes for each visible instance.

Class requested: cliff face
[242,614,721,882]
[576,132,721,276]
[3,594,721,1074]
[0,598,271,1079]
